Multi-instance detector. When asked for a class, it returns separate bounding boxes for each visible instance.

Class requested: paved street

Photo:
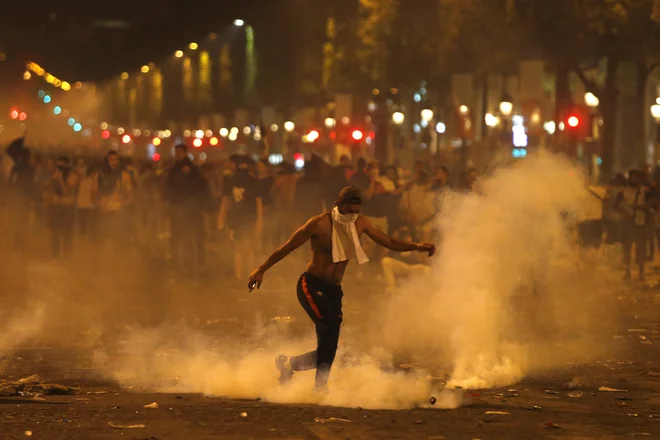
[1,258,660,439]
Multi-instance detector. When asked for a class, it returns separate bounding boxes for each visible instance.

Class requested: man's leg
[635,226,647,281]
[282,275,342,390]
[622,225,632,280]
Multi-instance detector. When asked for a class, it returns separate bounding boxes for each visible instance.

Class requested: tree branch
[573,66,602,94]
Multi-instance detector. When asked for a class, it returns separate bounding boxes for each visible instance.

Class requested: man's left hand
[417,243,436,257]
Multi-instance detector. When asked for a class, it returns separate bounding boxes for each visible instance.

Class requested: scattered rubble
[108,422,146,429]
[0,375,80,396]
[598,386,628,392]
[314,417,352,423]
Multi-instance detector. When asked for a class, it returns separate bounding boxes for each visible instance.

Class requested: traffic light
[564,110,587,141]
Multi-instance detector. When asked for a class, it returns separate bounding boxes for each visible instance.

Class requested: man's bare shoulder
[305,213,331,232]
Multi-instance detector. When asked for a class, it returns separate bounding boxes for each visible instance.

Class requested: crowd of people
[0,139,477,289]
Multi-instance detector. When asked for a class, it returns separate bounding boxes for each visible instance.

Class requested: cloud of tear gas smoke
[93,151,616,409]
[0,263,54,372]
[93,323,440,410]
[378,151,618,390]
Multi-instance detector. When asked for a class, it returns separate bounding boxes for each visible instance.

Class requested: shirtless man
[248,186,435,392]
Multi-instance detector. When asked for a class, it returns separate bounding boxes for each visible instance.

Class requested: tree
[517,0,660,180]
[355,0,399,88]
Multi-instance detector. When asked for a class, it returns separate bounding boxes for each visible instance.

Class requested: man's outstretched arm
[362,217,436,256]
[249,218,315,289]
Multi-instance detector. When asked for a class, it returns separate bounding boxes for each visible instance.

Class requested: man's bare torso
[305,213,366,286]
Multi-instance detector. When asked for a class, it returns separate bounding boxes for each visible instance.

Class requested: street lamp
[651,104,660,165]
[234,19,245,27]
[436,122,446,134]
[499,99,513,117]
[651,104,660,120]
[459,105,469,115]
[392,112,405,125]
[585,92,600,108]
[284,121,295,132]
[324,118,336,129]
[421,109,434,122]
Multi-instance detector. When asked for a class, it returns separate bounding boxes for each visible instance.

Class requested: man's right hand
[248,268,265,291]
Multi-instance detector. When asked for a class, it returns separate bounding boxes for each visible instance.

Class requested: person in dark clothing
[47,163,79,258]
[615,170,649,281]
[218,155,263,281]
[348,157,370,192]
[165,144,210,271]
[8,147,36,250]
[93,150,133,248]
[294,155,325,222]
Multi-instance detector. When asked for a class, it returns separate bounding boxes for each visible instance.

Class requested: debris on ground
[86,390,108,395]
[545,422,562,429]
[24,431,32,437]
[648,371,660,377]
[108,422,146,429]
[527,406,543,411]
[240,412,248,417]
[271,316,293,323]
[429,396,437,405]
[563,377,583,390]
[544,389,559,395]
[314,417,352,424]
[567,391,584,398]
[598,386,628,392]
[143,402,159,409]
[484,411,510,415]
[0,386,18,396]
[0,375,80,396]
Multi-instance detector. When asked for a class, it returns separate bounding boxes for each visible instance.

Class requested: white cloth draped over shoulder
[331,207,369,265]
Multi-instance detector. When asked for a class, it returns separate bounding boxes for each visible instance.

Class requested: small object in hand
[429,396,437,405]
[248,281,257,292]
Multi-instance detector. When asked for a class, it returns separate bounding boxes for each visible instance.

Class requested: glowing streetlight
[234,19,245,27]
[421,109,434,122]
[584,92,600,108]
[324,118,336,129]
[484,113,500,127]
[651,104,660,120]
[284,121,295,132]
[141,65,150,74]
[270,124,279,132]
[499,101,512,117]
[459,105,469,115]
[175,50,184,58]
[189,42,198,50]
[219,128,229,137]
[392,112,405,125]
[436,122,446,134]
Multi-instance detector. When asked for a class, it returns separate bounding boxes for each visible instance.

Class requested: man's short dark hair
[175,143,187,151]
[336,186,363,206]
